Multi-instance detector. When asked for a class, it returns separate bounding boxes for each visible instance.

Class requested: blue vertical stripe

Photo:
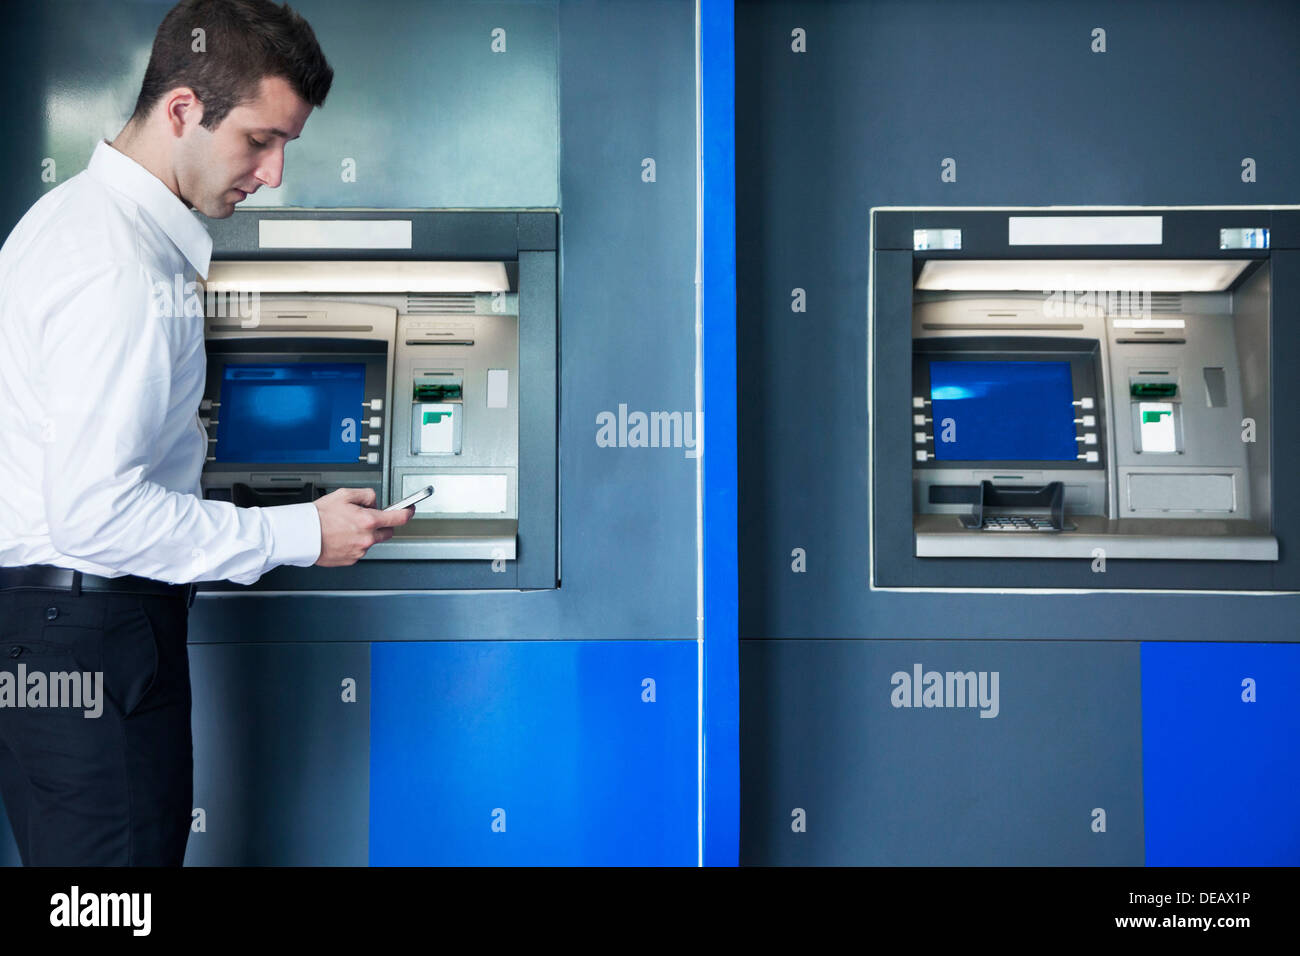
[701,0,740,867]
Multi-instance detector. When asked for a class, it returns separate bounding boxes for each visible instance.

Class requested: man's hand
[312,487,414,567]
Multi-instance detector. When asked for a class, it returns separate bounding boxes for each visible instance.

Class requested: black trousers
[0,587,192,866]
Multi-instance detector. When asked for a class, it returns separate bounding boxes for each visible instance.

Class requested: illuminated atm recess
[194,210,558,593]
[870,207,1300,591]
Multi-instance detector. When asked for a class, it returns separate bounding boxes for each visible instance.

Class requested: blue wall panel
[735,0,1300,864]
[369,641,698,865]
[1141,642,1300,866]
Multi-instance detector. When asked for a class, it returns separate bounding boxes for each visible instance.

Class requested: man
[0,0,411,866]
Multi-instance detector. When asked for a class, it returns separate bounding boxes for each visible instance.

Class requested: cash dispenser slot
[230,479,323,508]
[931,481,1070,532]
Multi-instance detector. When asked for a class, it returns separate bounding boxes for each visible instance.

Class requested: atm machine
[870,207,1300,591]
[194,210,558,592]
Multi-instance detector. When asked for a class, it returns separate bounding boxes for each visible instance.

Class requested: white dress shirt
[0,140,321,585]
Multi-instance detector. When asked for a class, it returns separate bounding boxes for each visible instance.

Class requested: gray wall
[742,640,1144,865]
[190,0,700,642]
[736,0,1300,863]
[4,0,558,213]
[0,0,699,865]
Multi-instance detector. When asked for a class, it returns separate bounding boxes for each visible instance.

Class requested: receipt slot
[194,210,558,592]
[870,206,1300,591]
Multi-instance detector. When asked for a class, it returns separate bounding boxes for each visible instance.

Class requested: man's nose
[256,147,285,189]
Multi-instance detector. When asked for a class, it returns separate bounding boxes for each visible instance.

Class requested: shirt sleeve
[38,260,322,585]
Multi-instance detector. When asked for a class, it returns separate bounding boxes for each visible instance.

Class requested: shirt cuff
[263,502,323,568]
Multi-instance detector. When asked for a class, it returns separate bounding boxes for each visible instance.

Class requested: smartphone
[384,484,434,511]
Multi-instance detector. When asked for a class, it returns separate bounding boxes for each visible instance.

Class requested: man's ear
[163,87,204,138]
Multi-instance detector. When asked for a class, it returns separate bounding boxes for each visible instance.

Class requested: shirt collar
[87,139,214,279]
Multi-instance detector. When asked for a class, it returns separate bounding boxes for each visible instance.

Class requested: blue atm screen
[215,362,365,463]
[929,360,1078,461]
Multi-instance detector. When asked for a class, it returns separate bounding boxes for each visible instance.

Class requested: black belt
[0,565,196,608]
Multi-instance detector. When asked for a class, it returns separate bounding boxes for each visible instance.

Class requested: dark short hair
[130,0,333,130]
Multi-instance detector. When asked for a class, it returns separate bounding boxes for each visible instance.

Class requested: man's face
[174,75,313,218]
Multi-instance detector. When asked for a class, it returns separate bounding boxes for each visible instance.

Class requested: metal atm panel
[193,210,558,592]
[870,206,1299,591]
